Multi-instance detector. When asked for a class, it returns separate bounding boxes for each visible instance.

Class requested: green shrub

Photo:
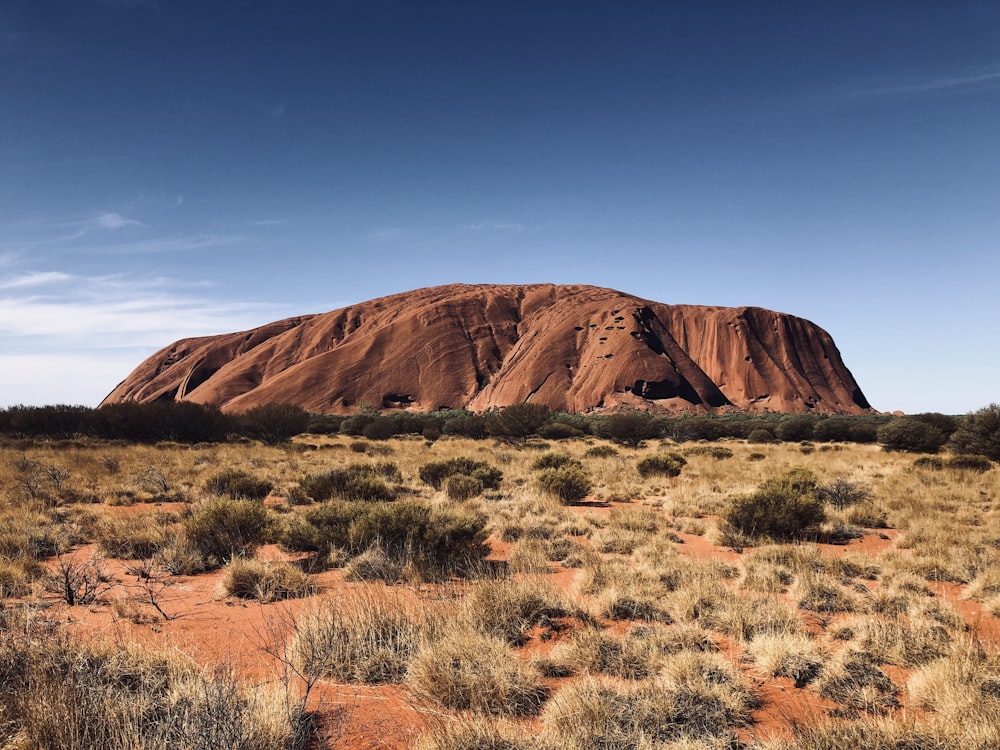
[949,403,1000,461]
[877,418,948,453]
[722,469,825,541]
[530,453,582,471]
[747,428,776,444]
[485,403,552,443]
[281,500,488,577]
[536,421,586,440]
[237,402,309,445]
[537,466,592,504]
[914,456,944,470]
[183,499,273,565]
[597,412,660,447]
[95,516,169,559]
[584,445,619,458]
[418,457,502,491]
[636,453,686,478]
[946,454,993,472]
[445,474,484,501]
[204,469,273,500]
[300,463,398,502]
[684,445,734,459]
[776,417,816,442]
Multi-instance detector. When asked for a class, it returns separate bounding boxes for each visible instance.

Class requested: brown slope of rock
[101,283,872,415]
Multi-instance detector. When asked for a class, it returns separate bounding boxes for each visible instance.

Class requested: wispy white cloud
[75,232,242,255]
[0,271,73,290]
[249,218,289,227]
[0,270,293,405]
[850,67,1000,99]
[94,211,144,230]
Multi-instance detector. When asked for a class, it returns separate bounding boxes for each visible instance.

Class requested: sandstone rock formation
[102,284,872,415]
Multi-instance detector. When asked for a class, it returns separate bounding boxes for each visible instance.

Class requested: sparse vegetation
[2,415,999,748]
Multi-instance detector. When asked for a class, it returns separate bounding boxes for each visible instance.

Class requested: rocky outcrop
[101,284,872,415]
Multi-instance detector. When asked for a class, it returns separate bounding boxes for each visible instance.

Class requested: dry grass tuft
[219,558,316,602]
[289,588,435,683]
[407,630,548,716]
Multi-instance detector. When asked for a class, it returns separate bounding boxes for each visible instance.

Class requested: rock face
[102,284,872,415]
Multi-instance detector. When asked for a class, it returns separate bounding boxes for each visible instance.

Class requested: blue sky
[2,1,998,414]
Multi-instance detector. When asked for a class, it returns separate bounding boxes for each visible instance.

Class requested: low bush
[722,469,825,541]
[444,474,484,500]
[536,421,585,440]
[184,499,274,565]
[815,650,900,713]
[878,417,948,454]
[946,454,993,472]
[530,453,582,471]
[636,453,686,478]
[419,457,503,491]
[747,428,777,444]
[596,413,660,447]
[948,403,1000,462]
[94,515,169,559]
[299,463,398,502]
[584,445,619,458]
[684,445,734,459]
[205,469,274,500]
[537,466,592,504]
[281,500,488,578]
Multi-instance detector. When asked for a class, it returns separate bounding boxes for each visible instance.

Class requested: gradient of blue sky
[2,1,998,413]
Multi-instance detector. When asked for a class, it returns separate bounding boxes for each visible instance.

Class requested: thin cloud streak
[0,272,289,343]
[74,233,243,255]
[0,271,73,290]
[851,68,1000,99]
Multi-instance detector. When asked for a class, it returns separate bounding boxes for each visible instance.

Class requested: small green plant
[948,403,1000,461]
[445,474,484,500]
[530,453,582,471]
[636,453,686,478]
[584,445,619,458]
[205,469,274,500]
[946,454,993,472]
[537,466,592,504]
[722,469,825,541]
[684,445,734,459]
[300,463,398,502]
[184,499,273,565]
[419,457,503,491]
